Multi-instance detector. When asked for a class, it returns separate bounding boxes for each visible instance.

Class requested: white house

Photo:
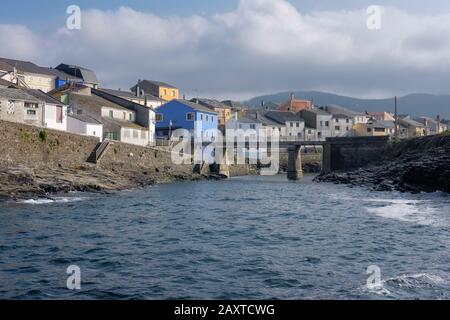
[26,89,68,132]
[67,113,103,141]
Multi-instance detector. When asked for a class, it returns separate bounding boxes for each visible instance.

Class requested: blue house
[155,99,219,139]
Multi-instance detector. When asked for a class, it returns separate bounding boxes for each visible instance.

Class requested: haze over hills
[245,91,450,119]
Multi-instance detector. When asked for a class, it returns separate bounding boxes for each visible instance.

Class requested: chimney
[136,85,140,97]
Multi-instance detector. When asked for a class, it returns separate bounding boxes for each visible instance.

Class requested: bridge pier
[287,145,303,181]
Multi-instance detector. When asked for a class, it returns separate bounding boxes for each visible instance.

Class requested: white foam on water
[20,197,87,205]
[365,200,447,227]
[384,273,449,288]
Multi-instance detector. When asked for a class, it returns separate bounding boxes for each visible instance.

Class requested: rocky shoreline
[315,134,450,193]
[0,164,206,202]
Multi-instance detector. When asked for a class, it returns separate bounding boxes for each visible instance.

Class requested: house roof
[191,98,230,110]
[100,116,147,130]
[302,108,332,116]
[222,100,247,110]
[322,104,364,117]
[264,111,304,123]
[245,109,284,127]
[68,113,102,125]
[0,57,55,76]
[71,92,131,112]
[370,120,395,128]
[25,89,64,105]
[138,80,177,89]
[173,99,218,114]
[55,63,99,84]
[398,118,425,128]
[332,113,353,119]
[0,78,15,87]
[92,88,156,111]
[235,116,264,124]
[98,88,163,102]
[0,87,41,103]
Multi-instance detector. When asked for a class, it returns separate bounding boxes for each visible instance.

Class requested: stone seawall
[0,120,200,200]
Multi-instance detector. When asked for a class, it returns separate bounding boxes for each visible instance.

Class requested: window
[206,115,209,122]
[375,128,385,133]
[250,124,256,130]
[172,90,176,97]
[163,89,167,96]
[335,118,339,123]
[290,122,293,127]
[123,112,126,120]
[325,121,329,127]
[109,110,114,118]
[156,114,164,122]
[367,128,373,133]
[27,109,36,115]
[346,119,350,123]
[318,132,322,138]
[129,113,133,121]
[56,106,63,123]
[200,114,203,121]
[296,122,299,127]
[133,130,139,139]
[186,113,195,121]
[335,126,340,131]
[319,121,323,126]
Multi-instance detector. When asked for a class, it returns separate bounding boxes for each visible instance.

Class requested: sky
[1,0,450,100]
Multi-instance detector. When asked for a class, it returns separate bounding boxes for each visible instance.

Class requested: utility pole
[394,96,398,138]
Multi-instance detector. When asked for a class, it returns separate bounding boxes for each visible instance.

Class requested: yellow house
[131,80,179,102]
[190,98,232,130]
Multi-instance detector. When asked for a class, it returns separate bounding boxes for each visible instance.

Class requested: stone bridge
[280,136,390,180]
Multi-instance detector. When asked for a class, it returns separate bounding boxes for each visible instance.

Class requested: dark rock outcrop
[315,135,450,193]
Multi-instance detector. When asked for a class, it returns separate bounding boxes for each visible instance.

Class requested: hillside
[245,91,450,119]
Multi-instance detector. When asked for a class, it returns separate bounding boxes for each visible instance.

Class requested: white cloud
[1,0,450,99]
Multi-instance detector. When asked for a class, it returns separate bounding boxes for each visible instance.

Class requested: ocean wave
[384,273,449,289]
[20,197,87,205]
[362,272,448,297]
[365,201,446,227]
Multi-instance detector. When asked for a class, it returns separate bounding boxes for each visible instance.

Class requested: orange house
[278,94,312,112]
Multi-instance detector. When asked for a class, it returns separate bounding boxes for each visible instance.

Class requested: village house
[398,117,426,138]
[51,84,151,146]
[366,111,395,121]
[25,89,68,132]
[264,110,305,141]
[330,114,354,137]
[155,99,218,140]
[67,113,103,141]
[321,105,368,125]
[99,88,164,109]
[0,81,68,131]
[278,94,312,113]
[0,57,59,93]
[131,80,179,102]
[354,119,395,137]
[190,98,232,132]
[92,88,156,146]
[0,57,98,93]
[54,64,99,89]
[244,109,285,135]
[300,108,333,141]
[413,116,447,136]
[0,87,43,127]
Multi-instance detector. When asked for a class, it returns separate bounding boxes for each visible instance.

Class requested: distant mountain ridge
[245,91,450,119]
